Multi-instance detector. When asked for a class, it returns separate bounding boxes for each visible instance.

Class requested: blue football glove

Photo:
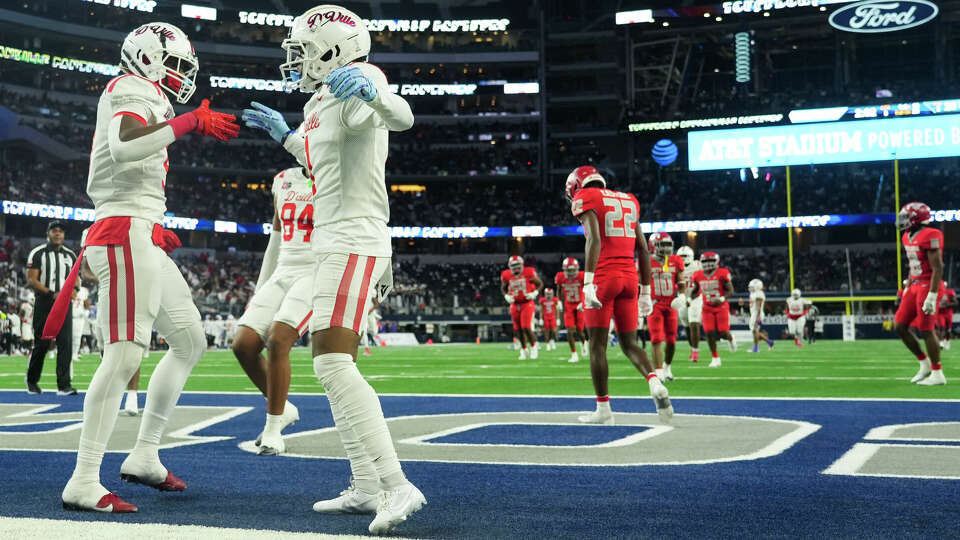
[241,101,291,143]
[324,66,378,102]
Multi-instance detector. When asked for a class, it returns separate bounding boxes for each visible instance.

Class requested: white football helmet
[281,5,371,93]
[748,279,763,293]
[677,245,695,266]
[508,255,524,275]
[791,289,802,299]
[120,23,198,103]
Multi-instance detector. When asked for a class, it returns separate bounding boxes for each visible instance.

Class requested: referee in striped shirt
[25,221,78,395]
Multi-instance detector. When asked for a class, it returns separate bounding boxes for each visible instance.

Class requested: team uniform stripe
[297,310,313,336]
[351,257,377,333]
[331,254,359,328]
[107,74,133,93]
[106,247,119,343]
[122,242,136,341]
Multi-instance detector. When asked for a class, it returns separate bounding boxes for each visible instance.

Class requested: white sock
[597,400,612,414]
[314,353,405,490]
[920,358,932,370]
[135,325,204,458]
[68,341,143,488]
[264,413,284,438]
[327,397,379,495]
[124,390,138,410]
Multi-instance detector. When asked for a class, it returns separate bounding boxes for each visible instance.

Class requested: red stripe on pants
[106,247,119,343]
[122,242,136,341]
[351,257,377,333]
[297,310,313,336]
[331,254,359,328]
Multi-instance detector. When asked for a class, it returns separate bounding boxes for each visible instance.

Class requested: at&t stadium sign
[828,0,939,33]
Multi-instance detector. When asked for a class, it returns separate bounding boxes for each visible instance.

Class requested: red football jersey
[692,267,732,304]
[555,271,585,304]
[501,267,538,303]
[571,187,640,276]
[650,254,685,303]
[902,227,943,281]
[540,296,559,317]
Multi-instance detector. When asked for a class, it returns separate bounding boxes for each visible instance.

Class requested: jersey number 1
[280,203,314,242]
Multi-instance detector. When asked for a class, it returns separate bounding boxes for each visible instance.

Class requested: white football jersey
[8,313,21,337]
[20,302,33,325]
[72,286,90,318]
[87,73,175,225]
[749,289,765,321]
[681,260,702,297]
[272,167,315,267]
[283,63,409,258]
[787,297,807,316]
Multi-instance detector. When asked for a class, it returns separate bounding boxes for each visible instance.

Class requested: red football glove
[152,226,182,254]
[194,99,241,141]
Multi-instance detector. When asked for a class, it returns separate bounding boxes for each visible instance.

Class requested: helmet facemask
[655,238,674,258]
[160,52,197,104]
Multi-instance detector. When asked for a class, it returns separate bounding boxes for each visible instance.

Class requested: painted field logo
[828,1,939,33]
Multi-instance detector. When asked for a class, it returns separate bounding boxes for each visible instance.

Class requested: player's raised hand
[241,101,291,142]
[324,65,378,102]
[583,284,602,309]
[193,99,241,141]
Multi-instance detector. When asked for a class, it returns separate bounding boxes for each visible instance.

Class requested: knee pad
[313,353,355,384]
[165,324,206,366]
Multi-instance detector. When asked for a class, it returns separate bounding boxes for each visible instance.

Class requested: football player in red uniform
[648,233,684,382]
[567,166,672,425]
[555,257,588,363]
[895,202,946,385]
[937,281,956,350]
[540,288,560,351]
[501,255,543,360]
[690,252,735,367]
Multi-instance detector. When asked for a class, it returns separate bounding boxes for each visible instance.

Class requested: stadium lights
[81,0,156,13]
[236,11,510,32]
[614,9,654,25]
[734,32,751,83]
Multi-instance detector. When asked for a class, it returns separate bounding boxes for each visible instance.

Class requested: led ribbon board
[688,114,960,170]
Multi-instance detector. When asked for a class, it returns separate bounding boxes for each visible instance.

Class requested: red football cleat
[63,492,138,513]
[121,470,186,492]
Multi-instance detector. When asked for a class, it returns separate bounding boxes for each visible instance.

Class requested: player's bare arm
[635,222,652,286]
[927,248,943,294]
[721,279,735,305]
[26,268,53,297]
[580,210,601,273]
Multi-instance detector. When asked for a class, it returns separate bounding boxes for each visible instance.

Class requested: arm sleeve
[107,114,176,163]
[255,231,281,293]
[28,248,41,269]
[282,129,308,169]
[341,65,414,132]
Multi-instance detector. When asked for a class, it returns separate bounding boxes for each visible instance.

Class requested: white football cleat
[728,336,737,353]
[530,345,539,359]
[709,357,722,368]
[917,369,947,386]
[910,365,932,383]
[368,482,427,535]
[313,482,379,514]
[256,402,299,446]
[568,352,579,363]
[649,377,674,425]
[518,348,528,360]
[577,409,614,425]
[663,365,674,382]
[257,432,285,456]
[120,406,138,417]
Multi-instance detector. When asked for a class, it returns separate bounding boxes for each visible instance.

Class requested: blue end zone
[426,424,648,446]
[1,391,959,539]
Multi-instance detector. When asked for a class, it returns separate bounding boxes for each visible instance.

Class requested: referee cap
[47,220,65,232]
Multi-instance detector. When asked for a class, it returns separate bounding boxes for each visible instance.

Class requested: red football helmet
[562,257,579,277]
[565,165,606,202]
[648,232,674,258]
[700,251,719,272]
[897,201,931,231]
[544,288,554,298]
[508,255,524,275]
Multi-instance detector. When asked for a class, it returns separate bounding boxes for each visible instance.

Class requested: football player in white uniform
[233,166,315,456]
[241,5,422,535]
[362,300,382,356]
[747,279,775,353]
[61,22,239,513]
[20,293,35,352]
[785,289,809,347]
[674,245,703,362]
[71,285,91,363]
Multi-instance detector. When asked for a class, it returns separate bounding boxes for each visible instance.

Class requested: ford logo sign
[828,1,939,33]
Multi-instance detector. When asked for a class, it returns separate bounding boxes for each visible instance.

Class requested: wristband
[167,111,198,139]
[280,128,295,145]
[639,285,651,295]
[584,271,594,285]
